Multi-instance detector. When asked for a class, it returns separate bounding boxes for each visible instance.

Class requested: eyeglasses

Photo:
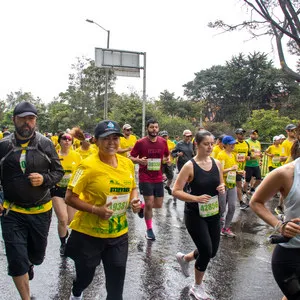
[125,129,132,131]
[61,136,72,141]
[184,135,192,138]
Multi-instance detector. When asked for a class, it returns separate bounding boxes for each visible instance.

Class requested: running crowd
[0,101,299,300]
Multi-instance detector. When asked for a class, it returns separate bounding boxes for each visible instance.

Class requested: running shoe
[222,228,236,238]
[164,185,172,195]
[69,291,83,300]
[60,243,66,257]
[189,283,214,300]
[239,201,249,210]
[138,207,144,219]
[145,228,156,240]
[274,205,284,215]
[28,264,34,281]
[176,252,190,277]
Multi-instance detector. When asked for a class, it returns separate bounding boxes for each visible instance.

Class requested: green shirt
[245,139,261,167]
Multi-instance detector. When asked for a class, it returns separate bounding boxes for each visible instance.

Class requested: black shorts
[66,230,128,269]
[1,209,52,277]
[162,164,174,180]
[245,166,261,182]
[50,186,67,198]
[139,182,164,197]
[236,174,243,182]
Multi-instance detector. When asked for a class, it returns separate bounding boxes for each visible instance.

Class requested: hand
[216,183,225,194]
[130,198,141,213]
[231,165,238,171]
[28,173,44,187]
[177,152,184,157]
[281,218,300,238]
[93,202,114,220]
[139,157,148,165]
[194,194,211,203]
[0,204,4,216]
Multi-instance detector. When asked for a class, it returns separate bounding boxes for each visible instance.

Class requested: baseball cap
[285,124,296,131]
[250,129,258,134]
[13,101,38,117]
[278,134,285,139]
[183,129,192,136]
[273,136,280,142]
[94,120,124,139]
[235,128,246,134]
[122,124,132,130]
[159,130,168,136]
[222,135,237,145]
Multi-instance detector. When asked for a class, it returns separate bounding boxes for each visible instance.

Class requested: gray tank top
[280,157,300,248]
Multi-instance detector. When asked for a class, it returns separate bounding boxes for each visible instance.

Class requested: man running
[129,119,169,240]
[118,123,137,157]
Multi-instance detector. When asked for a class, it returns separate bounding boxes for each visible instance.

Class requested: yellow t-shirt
[73,138,81,150]
[75,146,97,160]
[233,140,249,171]
[217,150,238,188]
[57,150,82,187]
[167,139,176,163]
[266,145,283,168]
[0,131,3,140]
[68,153,136,238]
[211,145,222,159]
[51,135,58,147]
[282,139,294,164]
[3,141,52,214]
[119,135,137,157]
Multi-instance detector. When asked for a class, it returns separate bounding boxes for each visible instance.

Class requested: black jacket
[171,141,195,171]
[0,132,64,208]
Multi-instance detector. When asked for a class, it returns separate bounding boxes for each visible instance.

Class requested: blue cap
[222,135,237,145]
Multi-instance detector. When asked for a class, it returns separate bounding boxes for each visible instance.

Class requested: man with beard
[0,102,64,300]
[129,119,169,240]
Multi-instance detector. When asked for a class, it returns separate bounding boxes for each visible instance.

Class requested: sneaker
[176,252,190,277]
[145,228,156,240]
[138,206,144,219]
[69,291,83,300]
[239,201,249,210]
[274,205,284,215]
[220,228,226,236]
[164,185,172,195]
[222,228,236,238]
[60,243,66,256]
[189,283,214,300]
[28,264,34,281]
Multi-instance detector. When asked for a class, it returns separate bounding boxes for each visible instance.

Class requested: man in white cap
[171,129,195,172]
[117,124,137,157]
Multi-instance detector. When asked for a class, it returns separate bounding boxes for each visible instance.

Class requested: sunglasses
[61,136,72,141]
[125,128,132,131]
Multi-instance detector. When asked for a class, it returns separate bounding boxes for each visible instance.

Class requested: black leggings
[272,245,300,300]
[185,213,220,272]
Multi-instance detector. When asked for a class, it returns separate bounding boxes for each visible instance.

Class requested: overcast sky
[0,0,296,103]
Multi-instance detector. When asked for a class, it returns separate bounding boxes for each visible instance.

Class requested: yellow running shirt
[233,140,249,171]
[217,150,238,188]
[265,145,283,168]
[75,146,97,160]
[68,153,136,238]
[119,135,137,157]
[211,145,222,159]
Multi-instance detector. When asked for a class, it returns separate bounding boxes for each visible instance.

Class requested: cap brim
[98,131,124,138]
[16,112,37,117]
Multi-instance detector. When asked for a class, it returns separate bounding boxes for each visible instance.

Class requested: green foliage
[204,122,235,138]
[243,109,299,142]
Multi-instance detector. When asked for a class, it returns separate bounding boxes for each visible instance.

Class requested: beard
[15,123,35,138]
[147,130,157,137]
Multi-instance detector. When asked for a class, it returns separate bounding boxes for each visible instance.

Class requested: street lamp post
[86,19,110,119]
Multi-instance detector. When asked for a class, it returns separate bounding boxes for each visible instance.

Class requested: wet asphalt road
[0,192,283,300]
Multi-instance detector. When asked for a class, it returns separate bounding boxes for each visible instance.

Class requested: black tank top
[185,157,220,214]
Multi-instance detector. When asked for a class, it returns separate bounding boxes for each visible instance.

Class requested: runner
[233,128,250,210]
[211,134,225,159]
[173,130,225,300]
[118,123,137,157]
[265,136,284,172]
[65,120,141,300]
[51,132,81,256]
[129,119,169,240]
[217,135,240,237]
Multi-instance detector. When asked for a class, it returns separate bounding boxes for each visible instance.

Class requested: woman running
[173,130,225,300]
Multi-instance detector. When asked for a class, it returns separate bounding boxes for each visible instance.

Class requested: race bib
[236,153,246,162]
[199,195,219,217]
[106,194,129,217]
[272,156,281,164]
[226,171,236,184]
[59,172,72,187]
[254,149,261,157]
[147,158,161,171]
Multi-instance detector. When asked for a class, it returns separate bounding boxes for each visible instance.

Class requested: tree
[242,109,299,141]
[209,0,300,81]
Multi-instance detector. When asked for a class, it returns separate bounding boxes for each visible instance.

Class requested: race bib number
[199,195,219,217]
[147,158,161,171]
[254,149,261,157]
[106,194,129,217]
[226,171,236,184]
[59,172,72,187]
[272,156,281,164]
[236,153,246,162]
